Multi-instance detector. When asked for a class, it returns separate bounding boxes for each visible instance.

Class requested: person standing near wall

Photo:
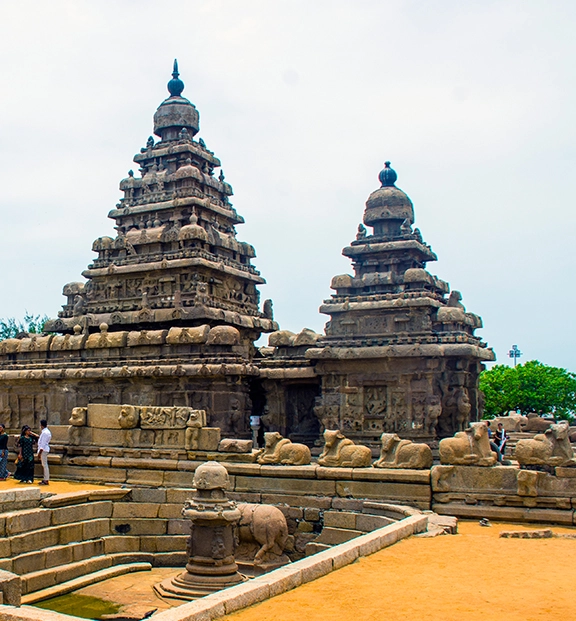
[37,419,51,486]
[0,424,9,480]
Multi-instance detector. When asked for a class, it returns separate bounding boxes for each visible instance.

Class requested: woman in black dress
[14,426,37,484]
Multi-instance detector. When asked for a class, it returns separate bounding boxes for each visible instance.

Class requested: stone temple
[0,61,494,448]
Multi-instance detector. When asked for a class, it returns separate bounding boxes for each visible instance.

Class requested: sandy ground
[14,478,576,620]
[224,521,576,621]
[0,477,111,493]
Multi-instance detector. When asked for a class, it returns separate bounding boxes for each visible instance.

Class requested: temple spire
[167,58,184,97]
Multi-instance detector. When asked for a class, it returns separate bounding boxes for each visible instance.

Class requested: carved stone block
[197,428,221,451]
[218,439,253,453]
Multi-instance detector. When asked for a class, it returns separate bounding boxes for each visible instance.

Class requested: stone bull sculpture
[374,433,433,469]
[237,503,289,566]
[318,429,372,468]
[515,421,576,468]
[439,422,497,466]
[256,431,311,465]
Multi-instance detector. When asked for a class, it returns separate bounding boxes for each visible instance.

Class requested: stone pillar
[155,461,244,600]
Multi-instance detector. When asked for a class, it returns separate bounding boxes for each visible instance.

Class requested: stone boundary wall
[432,465,576,525]
[47,460,432,510]
[0,515,427,621]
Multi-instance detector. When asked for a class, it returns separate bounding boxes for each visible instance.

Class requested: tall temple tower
[46,60,275,344]
[306,162,494,443]
[0,62,276,435]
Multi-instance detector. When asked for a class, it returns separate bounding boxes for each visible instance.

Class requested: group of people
[0,420,51,485]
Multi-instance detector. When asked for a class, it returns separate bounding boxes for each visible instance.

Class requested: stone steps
[21,551,186,596]
[305,508,402,556]
[21,562,152,605]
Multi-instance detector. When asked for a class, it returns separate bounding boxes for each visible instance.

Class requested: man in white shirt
[37,420,51,485]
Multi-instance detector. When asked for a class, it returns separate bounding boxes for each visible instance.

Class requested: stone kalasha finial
[167,58,185,97]
[378,161,398,188]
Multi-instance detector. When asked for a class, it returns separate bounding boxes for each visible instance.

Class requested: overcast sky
[0,0,575,370]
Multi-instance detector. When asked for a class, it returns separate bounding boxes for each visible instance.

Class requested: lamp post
[508,344,522,367]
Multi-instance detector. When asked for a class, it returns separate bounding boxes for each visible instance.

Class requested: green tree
[479,360,576,420]
[0,313,49,340]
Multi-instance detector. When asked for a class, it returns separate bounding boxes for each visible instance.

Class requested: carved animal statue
[439,422,497,466]
[257,432,311,465]
[520,413,553,433]
[318,429,372,468]
[492,413,528,432]
[374,433,433,469]
[515,421,576,467]
[237,503,289,565]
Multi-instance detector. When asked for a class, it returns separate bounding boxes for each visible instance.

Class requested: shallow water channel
[35,593,122,619]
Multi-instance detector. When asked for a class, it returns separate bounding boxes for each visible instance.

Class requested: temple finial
[167,59,184,97]
[378,161,398,187]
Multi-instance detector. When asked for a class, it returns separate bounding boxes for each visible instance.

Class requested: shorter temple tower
[307,162,494,444]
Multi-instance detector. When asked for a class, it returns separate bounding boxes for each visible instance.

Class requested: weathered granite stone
[439,422,497,466]
[318,430,372,468]
[516,421,576,468]
[374,433,433,469]
[218,439,253,453]
[256,432,311,465]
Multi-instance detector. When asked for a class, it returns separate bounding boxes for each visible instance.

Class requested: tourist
[495,422,509,457]
[0,424,9,480]
[37,419,51,486]
[14,426,37,484]
[485,420,503,463]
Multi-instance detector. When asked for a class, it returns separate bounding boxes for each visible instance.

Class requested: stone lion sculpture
[237,503,289,566]
[515,421,576,467]
[318,429,372,468]
[439,422,497,466]
[256,432,311,465]
[68,407,87,446]
[374,433,433,469]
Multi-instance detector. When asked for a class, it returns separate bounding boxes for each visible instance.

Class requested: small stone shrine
[155,461,245,600]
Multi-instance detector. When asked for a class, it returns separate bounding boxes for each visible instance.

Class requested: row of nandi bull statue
[257,429,434,469]
[256,420,576,470]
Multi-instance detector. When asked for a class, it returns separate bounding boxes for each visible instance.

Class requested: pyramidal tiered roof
[315,162,492,355]
[46,61,276,339]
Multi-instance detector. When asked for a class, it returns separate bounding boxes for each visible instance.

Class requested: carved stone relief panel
[410,392,427,433]
[341,387,363,433]
[363,385,388,432]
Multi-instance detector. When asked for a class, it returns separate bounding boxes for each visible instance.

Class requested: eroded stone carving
[374,433,433,469]
[256,432,311,465]
[140,406,190,428]
[68,407,87,446]
[318,429,372,467]
[118,406,139,429]
[236,503,289,566]
[520,413,553,433]
[515,421,576,468]
[439,422,497,466]
[185,409,207,450]
[155,461,244,600]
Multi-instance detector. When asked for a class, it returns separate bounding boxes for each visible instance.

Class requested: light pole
[508,344,522,367]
